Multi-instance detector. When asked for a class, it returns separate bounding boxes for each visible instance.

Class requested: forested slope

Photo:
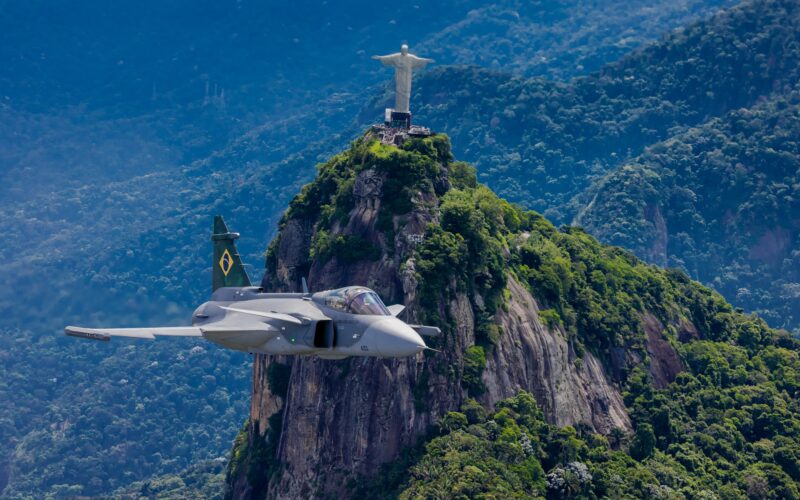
[576,91,800,333]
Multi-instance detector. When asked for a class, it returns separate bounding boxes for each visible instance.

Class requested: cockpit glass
[319,287,390,315]
[324,295,348,312]
[348,292,390,316]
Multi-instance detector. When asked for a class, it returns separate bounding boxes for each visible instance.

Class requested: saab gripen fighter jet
[65,216,440,359]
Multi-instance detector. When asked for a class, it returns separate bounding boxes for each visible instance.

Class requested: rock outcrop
[484,278,630,433]
[225,133,694,499]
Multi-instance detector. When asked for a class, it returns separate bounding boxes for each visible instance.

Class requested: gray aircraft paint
[65,216,439,359]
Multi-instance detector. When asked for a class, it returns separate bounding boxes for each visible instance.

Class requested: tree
[630,423,656,461]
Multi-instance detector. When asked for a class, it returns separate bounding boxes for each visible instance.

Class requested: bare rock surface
[642,312,683,388]
[484,278,631,433]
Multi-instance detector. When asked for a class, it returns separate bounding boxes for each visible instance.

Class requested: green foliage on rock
[283,134,450,227]
[462,346,487,396]
[223,414,283,500]
[311,231,380,265]
[266,133,452,283]
[415,182,528,348]
[409,158,783,383]
[385,325,800,498]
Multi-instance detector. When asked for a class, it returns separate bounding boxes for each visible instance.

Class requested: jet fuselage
[193,286,427,359]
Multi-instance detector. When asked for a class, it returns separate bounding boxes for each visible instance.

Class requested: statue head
[401,44,409,55]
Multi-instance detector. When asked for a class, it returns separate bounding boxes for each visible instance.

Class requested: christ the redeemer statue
[372,44,434,114]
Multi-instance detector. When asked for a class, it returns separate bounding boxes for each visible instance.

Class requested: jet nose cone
[367,318,426,358]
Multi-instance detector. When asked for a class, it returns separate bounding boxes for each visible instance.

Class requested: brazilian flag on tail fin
[212,215,252,291]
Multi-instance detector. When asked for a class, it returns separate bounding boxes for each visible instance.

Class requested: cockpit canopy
[314,286,390,316]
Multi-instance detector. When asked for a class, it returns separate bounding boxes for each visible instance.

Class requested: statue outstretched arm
[411,56,435,68]
[372,54,400,66]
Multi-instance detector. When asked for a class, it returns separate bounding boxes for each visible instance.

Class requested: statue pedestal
[384,108,412,129]
[376,108,431,145]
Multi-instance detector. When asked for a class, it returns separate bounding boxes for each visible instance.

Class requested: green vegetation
[400,394,548,498]
[224,361,294,499]
[311,232,381,265]
[0,329,248,498]
[118,459,226,499]
[578,92,800,335]
[622,337,800,496]
[223,413,283,500]
[266,133,451,285]
[283,134,450,226]
[414,0,800,224]
[416,183,522,347]
[411,158,797,386]
[225,425,251,489]
[406,183,618,374]
[462,346,487,396]
[373,327,800,498]
[538,309,563,329]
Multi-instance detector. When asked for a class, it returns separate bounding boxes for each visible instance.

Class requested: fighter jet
[65,216,440,359]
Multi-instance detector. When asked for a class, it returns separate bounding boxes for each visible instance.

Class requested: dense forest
[382,364,800,498]
[118,460,226,499]
[0,329,248,496]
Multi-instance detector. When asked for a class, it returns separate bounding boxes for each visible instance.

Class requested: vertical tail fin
[212,215,252,291]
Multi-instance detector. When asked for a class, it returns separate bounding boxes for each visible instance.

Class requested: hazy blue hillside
[2,0,739,496]
[1,0,734,113]
[576,90,800,333]
[409,0,800,221]
[0,0,467,113]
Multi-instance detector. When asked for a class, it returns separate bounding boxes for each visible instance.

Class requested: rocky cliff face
[485,278,630,433]
[225,132,694,499]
